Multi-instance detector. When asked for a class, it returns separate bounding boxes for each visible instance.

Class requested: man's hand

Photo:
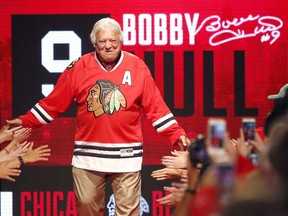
[176,135,191,151]
[6,118,23,128]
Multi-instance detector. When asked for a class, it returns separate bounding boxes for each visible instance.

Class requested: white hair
[90,17,123,47]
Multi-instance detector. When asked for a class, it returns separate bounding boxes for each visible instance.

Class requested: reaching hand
[223,132,237,162]
[176,136,191,151]
[11,127,32,145]
[0,125,20,144]
[156,183,187,207]
[156,192,176,207]
[0,161,21,181]
[6,118,23,128]
[0,141,29,163]
[161,150,189,169]
[11,141,30,157]
[233,128,254,158]
[22,142,51,164]
[151,167,183,180]
[248,131,265,154]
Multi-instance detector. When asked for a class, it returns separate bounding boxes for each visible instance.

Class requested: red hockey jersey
[20,51,187,172]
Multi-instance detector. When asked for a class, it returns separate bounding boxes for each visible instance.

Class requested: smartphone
[215,161,235,202]
[242,118,259,164]
[189,134,211,175]
[207,118,226,150]
[242,118,256,143]
[189,134,207,164]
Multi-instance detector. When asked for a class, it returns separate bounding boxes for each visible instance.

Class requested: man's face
[95,24,121,64]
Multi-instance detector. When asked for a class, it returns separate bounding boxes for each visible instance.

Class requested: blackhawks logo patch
[67,57,80,69]
[86,80,127,118]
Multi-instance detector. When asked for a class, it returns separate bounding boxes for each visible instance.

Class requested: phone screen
[209,120,226,149]
[242,118,256,142]
[242,118,259,165]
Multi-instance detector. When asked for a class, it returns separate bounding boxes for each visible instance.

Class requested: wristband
[3,148,9,154]
[18,156,25,166]
[185,188,196,194]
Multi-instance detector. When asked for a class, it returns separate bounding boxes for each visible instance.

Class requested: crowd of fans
[151,84,288,215]
[0,125,51,181]
[2,83,288,216]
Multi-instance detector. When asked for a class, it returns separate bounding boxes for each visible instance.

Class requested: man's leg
[110,172,141,216]
[72,167,106,216]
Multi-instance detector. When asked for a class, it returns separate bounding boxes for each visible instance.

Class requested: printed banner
[1,166,173,216]
[0,0,287,164]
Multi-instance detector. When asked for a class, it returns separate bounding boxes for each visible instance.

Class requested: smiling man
[7,17,190,216]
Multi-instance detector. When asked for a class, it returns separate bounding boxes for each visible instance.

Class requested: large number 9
[41,31,81,96]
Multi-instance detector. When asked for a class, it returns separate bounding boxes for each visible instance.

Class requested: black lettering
[203,51,227,116]
[163,51,194,116]
[234,51,258,116]
[144,51,155,79]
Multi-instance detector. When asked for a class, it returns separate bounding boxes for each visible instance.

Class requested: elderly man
[7,17,190,215]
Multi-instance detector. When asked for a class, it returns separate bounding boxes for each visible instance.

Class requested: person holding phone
[222,114,288,216]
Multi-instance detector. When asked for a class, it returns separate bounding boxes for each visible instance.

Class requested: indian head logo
[86,80,127,117]
[107,194,149,216]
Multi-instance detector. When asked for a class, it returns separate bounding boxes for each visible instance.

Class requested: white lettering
[122,13,283,46]
[41,31,81,73]
[170,13,183,45]
[122,71,132,86]
[154,14,167,45]
[0,192,13,216]
[42,84,54,97]
[123,14,136,45]
[139,14,152,45]
[184,13,199,45]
